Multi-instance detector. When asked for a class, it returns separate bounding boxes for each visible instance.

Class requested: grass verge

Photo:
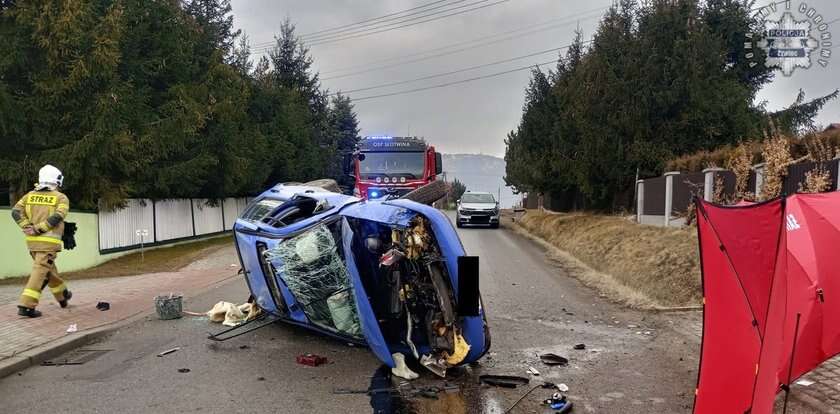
[514,210,701,308]
[0,235,233,285]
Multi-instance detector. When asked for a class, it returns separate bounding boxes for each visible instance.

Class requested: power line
[253,0,476,49]
[250,0,458,49]
[308,0,511,47]
[339,44,583,94]
[349,59,557,102]
[298,0,451,39]
[346,39,593,102]
[320,6,607,80]
[252,0,507,51]
[301,0,474,42]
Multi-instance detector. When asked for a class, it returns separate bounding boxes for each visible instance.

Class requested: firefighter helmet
[38,164,64,188]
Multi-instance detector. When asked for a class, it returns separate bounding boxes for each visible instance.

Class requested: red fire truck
[345,136,443,200]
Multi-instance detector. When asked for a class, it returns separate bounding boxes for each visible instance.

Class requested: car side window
[261,196,332,228]
[241,198,285,223]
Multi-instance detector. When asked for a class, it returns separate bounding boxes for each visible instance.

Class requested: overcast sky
[231,0,840,158]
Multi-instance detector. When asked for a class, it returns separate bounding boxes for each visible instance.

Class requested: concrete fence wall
[0,197,251,279]
[635,159,840,227]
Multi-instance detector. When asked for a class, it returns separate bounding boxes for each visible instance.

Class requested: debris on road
[177,368,190,373]
[557,383,570,392]
[296,353,328,367]
[391,352,419,380]
[204,301,261,327]
[504,384,541,414]
[573,343,586,350]
[154,293,183,320]
[527,366,541,376]
[157,347,180,357]
[66,324,77,333]
[539,353,569,366]
[543,392,573,412]
[96,302,110,311]
[479,374,530,388]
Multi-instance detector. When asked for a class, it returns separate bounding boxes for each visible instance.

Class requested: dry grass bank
[515,211,701,307]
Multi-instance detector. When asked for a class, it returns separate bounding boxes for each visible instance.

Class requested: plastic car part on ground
[201,301,262,327]
[296,353,328,367]
[391,352,419,380]
[539,353,569,366]
[543,393,573,412]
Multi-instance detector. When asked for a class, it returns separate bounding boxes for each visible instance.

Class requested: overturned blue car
[228,181,490,377]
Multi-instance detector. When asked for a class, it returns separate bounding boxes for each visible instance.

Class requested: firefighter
[11,164,72,318]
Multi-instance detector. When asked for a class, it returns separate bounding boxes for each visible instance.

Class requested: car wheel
[456,221,463,228]
[490,222,499,229]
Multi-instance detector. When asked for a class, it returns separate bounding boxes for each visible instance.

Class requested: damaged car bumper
[232,184,490,376]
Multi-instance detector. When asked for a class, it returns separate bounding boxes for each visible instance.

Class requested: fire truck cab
[346,136,442,200]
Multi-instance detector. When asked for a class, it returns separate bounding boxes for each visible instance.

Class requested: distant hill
[441,154,521,209]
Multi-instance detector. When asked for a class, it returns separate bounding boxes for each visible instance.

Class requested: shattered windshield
[359,152,425,179]
[264,224,362,339]
[461,193,495,203]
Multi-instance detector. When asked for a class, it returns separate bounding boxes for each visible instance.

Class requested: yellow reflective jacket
[11,189,70,252]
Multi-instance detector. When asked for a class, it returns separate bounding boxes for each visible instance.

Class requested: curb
[0,312,142,379]
[0,271,240,379]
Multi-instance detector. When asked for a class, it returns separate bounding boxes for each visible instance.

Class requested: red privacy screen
[694,193,840,413]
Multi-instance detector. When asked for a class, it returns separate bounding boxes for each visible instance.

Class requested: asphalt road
[0,216,811,413]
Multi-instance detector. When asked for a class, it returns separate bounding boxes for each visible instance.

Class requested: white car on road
[456,192,500,228]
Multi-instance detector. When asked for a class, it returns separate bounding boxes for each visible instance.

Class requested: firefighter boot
[59,290,72,308]
[17,306,42,318]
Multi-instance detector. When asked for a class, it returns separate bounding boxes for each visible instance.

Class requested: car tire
[401,180,447,205]
[303,178,341,193]
[490,222,499,229]
[457,221,463,228]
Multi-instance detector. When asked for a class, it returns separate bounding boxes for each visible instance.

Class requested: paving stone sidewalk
[683,311,840,412]
[0,245,240,363]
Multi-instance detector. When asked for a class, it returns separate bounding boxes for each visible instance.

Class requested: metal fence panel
[672,172,705,213]
[98,199,154,251]
[192,199,224,236]
[643,176,666,215]
[154,199,194,242]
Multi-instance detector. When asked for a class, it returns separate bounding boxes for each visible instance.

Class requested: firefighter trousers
[19,252,68,309]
